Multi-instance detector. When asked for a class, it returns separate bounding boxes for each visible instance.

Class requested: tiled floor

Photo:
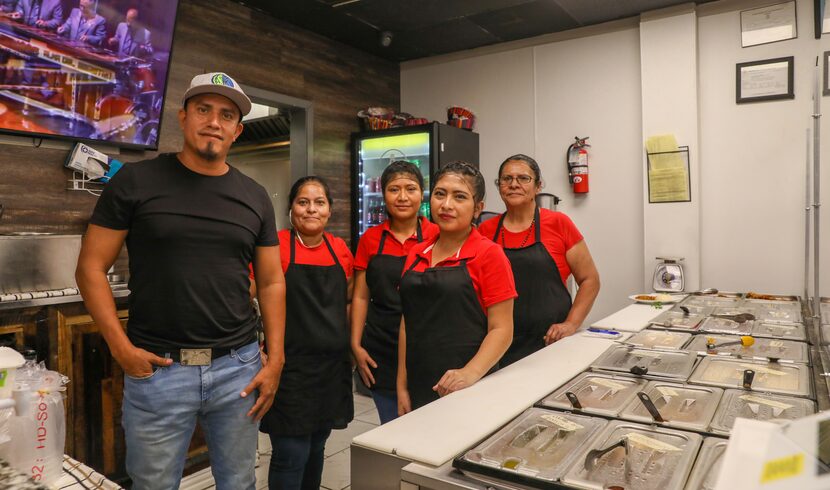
[255,393,380,490]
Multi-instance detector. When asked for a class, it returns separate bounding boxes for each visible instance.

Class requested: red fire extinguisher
[567,136,590,193]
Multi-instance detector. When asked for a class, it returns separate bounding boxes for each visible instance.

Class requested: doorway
[230,86,313,230]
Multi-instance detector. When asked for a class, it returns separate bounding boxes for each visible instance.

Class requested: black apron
[399,253,488,409]
[492,207,572,366]
[260,231,354,436]
[361,222,424,393]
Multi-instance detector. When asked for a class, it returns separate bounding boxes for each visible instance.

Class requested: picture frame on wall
[736,56,795,103]
[741,1,798,47]
[824,51,830,95]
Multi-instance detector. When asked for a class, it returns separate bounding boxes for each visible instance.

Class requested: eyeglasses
[497,175,534,186]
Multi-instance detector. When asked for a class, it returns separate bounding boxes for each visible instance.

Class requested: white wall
[698,0,830,297]
[231,147,291,230]
[640,7,702,292]
[400,47,536,213]
[401,0,830,323]
[401,25,644,326]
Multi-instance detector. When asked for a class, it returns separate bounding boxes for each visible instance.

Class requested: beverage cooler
[350,122,479,249]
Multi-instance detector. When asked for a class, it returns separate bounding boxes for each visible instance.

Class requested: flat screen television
[0,0,179,150]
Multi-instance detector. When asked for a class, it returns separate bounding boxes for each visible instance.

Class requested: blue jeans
[268,429,331,490]
[122,341,261,490]
[371,390,398,424]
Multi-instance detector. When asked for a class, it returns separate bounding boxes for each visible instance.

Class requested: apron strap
[378,218,425,256]
[322,234,341,267]
[492,213,507,243]
[290,230,341,267]
[493,207,541,245]
[290,229,297,264]
[405,255,423,273]
[533,206,541,243]
[376,230,389,255]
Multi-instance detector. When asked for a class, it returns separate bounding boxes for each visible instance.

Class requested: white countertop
[351,334,614,467]
[590,302,669,332]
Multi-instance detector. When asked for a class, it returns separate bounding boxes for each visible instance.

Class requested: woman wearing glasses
[479,154,600,367]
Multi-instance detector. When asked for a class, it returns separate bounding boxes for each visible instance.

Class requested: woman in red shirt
[397,161,516,414]
[351,161,438,424]
[479,154,600,366]
[259,176,354,490]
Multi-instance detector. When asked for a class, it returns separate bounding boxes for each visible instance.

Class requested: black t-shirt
[90,153,278,352]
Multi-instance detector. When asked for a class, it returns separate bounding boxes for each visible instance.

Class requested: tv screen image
[0,0,179,149]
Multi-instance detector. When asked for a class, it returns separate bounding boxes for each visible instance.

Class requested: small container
[684,437,728,490]
[650,310,705,331]
[619,381,722,432]
[561,420,702,490]
[0,347,25,399]
[688,357,812,398]
[457,408,607,485]
[669,304,713,316]
[709,389,816,436]
[752,322,807,341]
[626,330,691,350]
[683,335,809,364]
[744,292,799,303]
[590,345,697,380]
[753,306,802,325]
[697,317,753,336]
[681,294,742,308]
[540,372,647,417]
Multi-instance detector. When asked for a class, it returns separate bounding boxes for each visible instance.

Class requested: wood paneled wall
[0,0,400,242]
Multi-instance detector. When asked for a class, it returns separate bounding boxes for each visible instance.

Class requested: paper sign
[626,432,681,452]
[541,414,584,432]
[739,395,794,410]
[633,350,662,358]
[591,378,629,391]
[739,363,786,376]
[657,386,680,397]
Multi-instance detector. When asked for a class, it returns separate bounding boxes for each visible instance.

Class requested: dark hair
[498,154,542,186]
[381,160,425,193]
[288,176,332,213]
[433,161,486,203]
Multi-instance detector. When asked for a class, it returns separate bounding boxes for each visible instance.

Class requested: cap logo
[211,73,234,88]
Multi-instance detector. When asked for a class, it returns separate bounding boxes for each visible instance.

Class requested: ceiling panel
[470,0,581,42]
[232,0,719,61]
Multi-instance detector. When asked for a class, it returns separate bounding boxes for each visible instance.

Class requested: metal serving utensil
[585,438,629,471]
[712,313,756,323]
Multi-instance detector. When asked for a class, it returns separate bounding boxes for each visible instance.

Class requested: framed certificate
[736,57,795,103]
[741,1,797,47]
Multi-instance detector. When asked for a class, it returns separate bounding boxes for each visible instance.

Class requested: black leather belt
[149,344,250,366]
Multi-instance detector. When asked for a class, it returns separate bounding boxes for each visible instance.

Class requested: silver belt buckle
[180,348,211,366]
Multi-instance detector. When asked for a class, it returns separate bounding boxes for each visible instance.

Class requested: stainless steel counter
[0,283,129,311]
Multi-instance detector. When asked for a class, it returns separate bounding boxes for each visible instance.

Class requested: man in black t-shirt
[76,72,286,490]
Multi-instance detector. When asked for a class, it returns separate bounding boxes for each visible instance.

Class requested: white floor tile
[354,407,380,426]
[325,419,376,457]
[353,393,375,415]
[320,448,351,490]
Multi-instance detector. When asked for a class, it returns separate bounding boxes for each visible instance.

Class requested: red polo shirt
[249,230,354,280]
[402,227,517,314]
[354,217,439,270]
[478,208,583,286]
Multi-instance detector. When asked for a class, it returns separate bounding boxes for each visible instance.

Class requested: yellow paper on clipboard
[645,134,690,202]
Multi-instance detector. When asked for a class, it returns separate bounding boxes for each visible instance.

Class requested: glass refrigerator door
[356,131,431,238]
